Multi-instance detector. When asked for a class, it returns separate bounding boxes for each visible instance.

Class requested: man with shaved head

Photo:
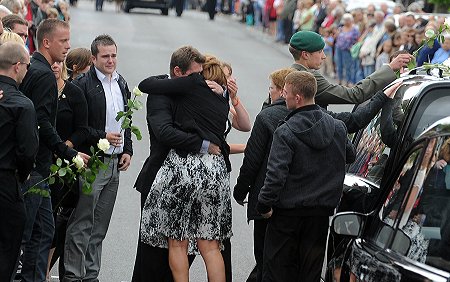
[0,42,38,282]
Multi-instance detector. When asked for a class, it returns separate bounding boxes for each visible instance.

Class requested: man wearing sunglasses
[0,42,38,282]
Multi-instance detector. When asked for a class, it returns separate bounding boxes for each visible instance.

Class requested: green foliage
[428,0,450,7]
[25,147,107,199]
[26,86,144,199]
[409,24,450,74]
[106,88,144,169]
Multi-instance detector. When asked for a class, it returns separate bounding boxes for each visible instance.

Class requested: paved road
[60,2,293,281]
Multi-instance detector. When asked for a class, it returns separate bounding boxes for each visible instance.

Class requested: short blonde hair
[269,68,297,90]
[0,30,24,45]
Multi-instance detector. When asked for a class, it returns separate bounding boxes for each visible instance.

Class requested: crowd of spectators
[0,0,71,51]
[232,0,450,85]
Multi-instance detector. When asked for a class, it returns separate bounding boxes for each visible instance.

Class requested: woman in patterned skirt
[139,55,232,282]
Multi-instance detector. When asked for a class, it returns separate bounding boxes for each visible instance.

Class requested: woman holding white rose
[46,61,90,281]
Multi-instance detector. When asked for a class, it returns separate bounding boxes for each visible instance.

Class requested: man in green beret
[289,30,413,108]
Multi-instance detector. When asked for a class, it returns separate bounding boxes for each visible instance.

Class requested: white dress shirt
[95,67,124,155]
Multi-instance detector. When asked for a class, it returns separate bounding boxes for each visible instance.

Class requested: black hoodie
[257,104,356,216]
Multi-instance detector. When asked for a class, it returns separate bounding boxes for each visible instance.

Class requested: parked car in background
[326,71,450,281]
[123,0,170,15]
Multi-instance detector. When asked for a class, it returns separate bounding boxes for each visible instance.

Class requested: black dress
[51,80,89,209]
[138,73,232,253]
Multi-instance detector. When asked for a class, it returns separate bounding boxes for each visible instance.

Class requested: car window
[398,136,450,271]
[348,112,389,185]
[411,90,450,139]
[347,82,450,188]
[372,146,424,250]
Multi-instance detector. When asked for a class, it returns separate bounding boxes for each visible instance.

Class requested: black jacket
[20,52,77,177]
[235,92,389,220]
[139,73,231,171]
[234,98,289,220]
[257,104,356,216]
[134,74,203,196]
[72,66,133,157]
[0,75,39,181]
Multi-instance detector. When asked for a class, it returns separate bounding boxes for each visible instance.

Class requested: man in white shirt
[64,34,133,282]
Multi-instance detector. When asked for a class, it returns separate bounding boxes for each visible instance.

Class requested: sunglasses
[13,61,31,70]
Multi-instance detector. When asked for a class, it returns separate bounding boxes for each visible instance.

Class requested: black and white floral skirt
[140,149,232,254]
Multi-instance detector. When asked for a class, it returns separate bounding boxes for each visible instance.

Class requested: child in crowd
[320,27,335,78]
[431,34,450,64]
[376,40,393,70]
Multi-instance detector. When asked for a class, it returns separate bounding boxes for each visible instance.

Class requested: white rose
[72,155,84,170]
[425,29,435,39]
[97,138,110,153]
[133,86,143,97]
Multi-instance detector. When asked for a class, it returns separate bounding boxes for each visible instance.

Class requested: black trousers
[251,219,268,282]
[262,213,328,282]
[282,19,293,44]
[0,172,26,282]
[206,0,217,20]
[132,192,232,282]
[173,0,183,16]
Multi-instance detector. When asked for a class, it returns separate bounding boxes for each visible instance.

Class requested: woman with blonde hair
[139,55,232,282]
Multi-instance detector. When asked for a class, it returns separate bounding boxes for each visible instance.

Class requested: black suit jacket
[72,65,133,157]
[20,52,77,177]
[134,75,203,196]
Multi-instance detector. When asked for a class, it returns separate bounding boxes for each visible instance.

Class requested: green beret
[289,31,325,52]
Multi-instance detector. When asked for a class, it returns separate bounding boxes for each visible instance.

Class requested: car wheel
[161,8,169,15]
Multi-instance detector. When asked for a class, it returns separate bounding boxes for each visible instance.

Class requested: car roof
[418,116,450,139]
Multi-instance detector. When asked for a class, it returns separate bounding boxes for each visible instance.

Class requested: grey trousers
[63,157,120,282]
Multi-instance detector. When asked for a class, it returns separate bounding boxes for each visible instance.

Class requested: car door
[345,136,450,282]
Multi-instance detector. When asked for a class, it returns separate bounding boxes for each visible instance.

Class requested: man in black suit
[19,19,89,282]
[132,45,222,282]
[0,42,38,282]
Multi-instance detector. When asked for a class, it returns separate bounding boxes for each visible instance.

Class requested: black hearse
[326,72,450,282]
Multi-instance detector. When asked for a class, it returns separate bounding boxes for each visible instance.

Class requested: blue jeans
[335,48,356,84]
[363,65,375,78]
[21,171,55,282]
[95,0,103,10]
[253,1,262,27]
[276,19,284,42]
[355,59,364,83]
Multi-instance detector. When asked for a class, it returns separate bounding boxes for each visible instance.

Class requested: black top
[139,73,231,171]
[55,81,89,148]
[0,75,39,181]
[19,52,77,177]
[134,91,203,195]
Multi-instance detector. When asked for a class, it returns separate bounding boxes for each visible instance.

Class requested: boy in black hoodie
[256,71,356,281]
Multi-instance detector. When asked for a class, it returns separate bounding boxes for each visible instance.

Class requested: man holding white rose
[64,34,133,282]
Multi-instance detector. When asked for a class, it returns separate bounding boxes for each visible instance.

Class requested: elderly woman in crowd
[334,13,359,86]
